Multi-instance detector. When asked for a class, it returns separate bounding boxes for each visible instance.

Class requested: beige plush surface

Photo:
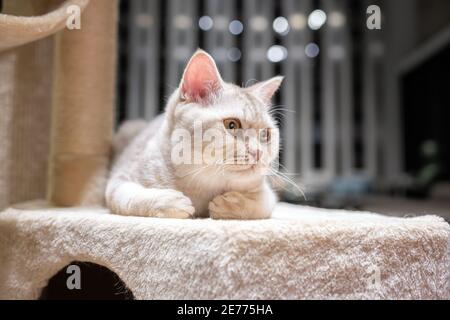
[0,201,448,299]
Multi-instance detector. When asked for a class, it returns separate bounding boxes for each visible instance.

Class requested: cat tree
[0,0,449,299]
[0,0,113,208]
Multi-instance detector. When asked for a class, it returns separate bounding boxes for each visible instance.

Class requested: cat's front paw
[154,190,195,219]
[125,189,195,218]
[209,191,253,220]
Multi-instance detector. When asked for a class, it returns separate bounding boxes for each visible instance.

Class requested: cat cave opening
[39,261,134,300]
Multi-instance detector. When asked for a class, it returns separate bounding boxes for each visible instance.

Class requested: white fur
[106,50,283,219]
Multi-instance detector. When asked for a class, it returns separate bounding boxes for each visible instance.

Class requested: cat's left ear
[180,49,223,104]
[246,76,284,105]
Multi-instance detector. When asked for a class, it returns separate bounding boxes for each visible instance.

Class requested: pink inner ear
[182,53,222,102]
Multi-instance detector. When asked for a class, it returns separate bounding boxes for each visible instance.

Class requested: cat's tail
[113,119,148,157]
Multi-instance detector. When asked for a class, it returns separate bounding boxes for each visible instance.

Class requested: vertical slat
[242,0,275,82]
[336,1,354,177]
[126,0,142,119]
[280,0,297,175]
[281,0,313,179]
[362,50,377,177]
[165,0,198,98]
[321,0,338,180]
[204,0,236,82]
[362,0,382,178]
[127,0,160,120]
[143,0,160,119]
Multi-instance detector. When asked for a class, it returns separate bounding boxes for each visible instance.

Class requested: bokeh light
[227,47,242,62]
[229,20,244,35]
[174,15,192,29]
[328,12,346,28]
[250,16,268,31]
[308,9,327,30]
[289,13,307,30]
[198,15,214,31]
[273,16,290,35]
[305,42,320,58]
[267,45,288,62]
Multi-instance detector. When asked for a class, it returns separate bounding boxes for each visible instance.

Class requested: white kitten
[106,50,283,219]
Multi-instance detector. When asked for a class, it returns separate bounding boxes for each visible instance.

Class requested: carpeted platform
[1,201,449,299]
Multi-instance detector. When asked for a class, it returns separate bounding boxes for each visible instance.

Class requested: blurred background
[115,0,450,218]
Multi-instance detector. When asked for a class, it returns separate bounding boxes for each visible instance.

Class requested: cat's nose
[249,150,262,162]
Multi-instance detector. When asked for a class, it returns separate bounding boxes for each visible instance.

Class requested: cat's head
[168,49,282,180]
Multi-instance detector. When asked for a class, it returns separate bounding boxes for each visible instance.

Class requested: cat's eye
[260,128,271,143]
[223,118,242,132]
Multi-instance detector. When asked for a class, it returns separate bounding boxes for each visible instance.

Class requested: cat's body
[106,50,282,219]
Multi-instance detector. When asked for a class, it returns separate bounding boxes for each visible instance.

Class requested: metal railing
[122,0,389,186]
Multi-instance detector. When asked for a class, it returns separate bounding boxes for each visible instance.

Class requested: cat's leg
[106,180,195,218]
[209,183,276,220]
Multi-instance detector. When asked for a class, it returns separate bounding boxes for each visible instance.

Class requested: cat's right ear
[180,49,223,104]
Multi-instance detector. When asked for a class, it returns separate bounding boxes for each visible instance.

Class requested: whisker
[243,79,258,88]
[268,167,307,201]
[178,166,205,178]
[277,163,300,176]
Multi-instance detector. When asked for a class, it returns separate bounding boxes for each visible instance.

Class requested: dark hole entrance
[39,261,134,300]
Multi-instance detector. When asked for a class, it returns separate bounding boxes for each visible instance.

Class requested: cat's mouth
[225,163,267,174]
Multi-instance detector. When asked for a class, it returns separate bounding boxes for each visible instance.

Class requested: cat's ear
[180,49,223,103]
[247,76,284,105]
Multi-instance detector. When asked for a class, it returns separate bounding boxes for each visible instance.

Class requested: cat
[106,49,283,219]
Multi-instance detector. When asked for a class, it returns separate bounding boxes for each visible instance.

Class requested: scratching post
[0,0,90,210]
[48,0,118,206]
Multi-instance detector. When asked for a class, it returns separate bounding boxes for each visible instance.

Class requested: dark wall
[402,44,450,179]
[417,0,450,44]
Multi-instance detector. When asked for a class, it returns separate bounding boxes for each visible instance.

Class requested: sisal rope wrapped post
[48,0,118,206]
[0,0,90,210]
